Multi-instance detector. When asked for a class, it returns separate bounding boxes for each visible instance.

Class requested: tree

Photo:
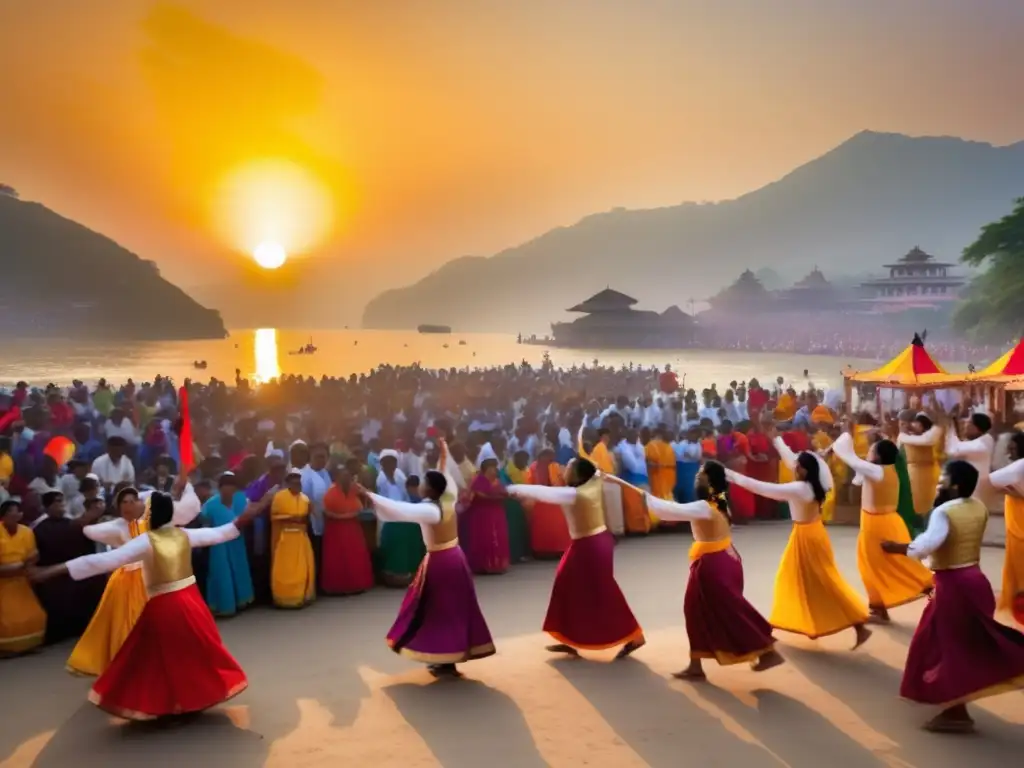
[953,197,1024,342]
[0,183,18,199]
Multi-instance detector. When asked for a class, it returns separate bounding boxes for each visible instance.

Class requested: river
[0,329,883,391]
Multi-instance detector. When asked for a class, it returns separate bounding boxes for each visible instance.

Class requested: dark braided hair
[699,460,731,523]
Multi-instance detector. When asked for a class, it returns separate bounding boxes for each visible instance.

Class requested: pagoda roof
[567,288,639,313]
[845,333,966,388]
[793,267,830,288]
[900,246,934,263]
[971,339,1024,382]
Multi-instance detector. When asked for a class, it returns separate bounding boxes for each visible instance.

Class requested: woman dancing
[725,426,872,649]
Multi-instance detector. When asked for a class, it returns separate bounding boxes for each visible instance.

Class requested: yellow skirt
[271,528,317,608]
[820,487,836,524]
[907,462,940,517]
[857,511,933,609]
[0,574,46,655]
[66,565,147,675]
[1000,495,1024,622]
[771,519,869,638]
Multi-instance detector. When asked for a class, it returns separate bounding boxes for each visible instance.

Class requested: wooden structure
[550,288,695,349]
[860,246,965,310]
[841,333,967,414]
[968,338,1024,420]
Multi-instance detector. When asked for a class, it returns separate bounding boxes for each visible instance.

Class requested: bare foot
[545,644,580,657]
[615,639,645,660]
[852,625,873,650]
[752,650,786,672]
[427,664,464,679]
[868,607,890,624]
[671,663,706,681]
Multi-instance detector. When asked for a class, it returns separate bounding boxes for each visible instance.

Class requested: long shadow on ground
[385,677,546,768]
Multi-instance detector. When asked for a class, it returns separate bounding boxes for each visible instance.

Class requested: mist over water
[0,328,887,391]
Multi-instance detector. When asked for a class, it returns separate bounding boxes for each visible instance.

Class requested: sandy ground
[2,524,1022,768]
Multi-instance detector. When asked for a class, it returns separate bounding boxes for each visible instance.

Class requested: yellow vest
[904,443,936,466]
[931,498,988,570]
[428,495,460,552]
[865,465,899,513]
[145,527,193,587]
[568,476,607,539]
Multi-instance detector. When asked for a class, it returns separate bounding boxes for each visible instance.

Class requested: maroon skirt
[685,546,775,664]
[901,566,1024,706]
[543,530,644,650]
[386,545,495,664]
[89,582,247,720]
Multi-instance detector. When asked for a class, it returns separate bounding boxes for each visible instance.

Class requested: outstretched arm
[185,522,243,548]
[772,436,798,471]
[990,459,1024,494]
[506,484,577,505]
[832,433,884,483]
[724,469,814,504]
[61,534,152,581]
[644,496,713,522]
[81,518,129,546]
[365,492,442,525]
[897,427,939,447]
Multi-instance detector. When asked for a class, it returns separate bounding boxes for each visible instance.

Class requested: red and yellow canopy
[844,334,966,388]
[972,339,1024,383]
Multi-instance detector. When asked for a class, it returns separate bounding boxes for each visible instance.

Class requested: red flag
[179,386,194,474]
[44,436,75,467]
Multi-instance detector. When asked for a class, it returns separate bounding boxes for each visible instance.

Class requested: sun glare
[253,328,281,384]
[254,241,287,269]
[214,159,334,259]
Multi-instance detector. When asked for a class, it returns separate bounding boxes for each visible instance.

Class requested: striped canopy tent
[844,333,966,389]
[971,338,1024,383]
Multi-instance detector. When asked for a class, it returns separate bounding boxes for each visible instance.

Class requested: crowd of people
[1,358,1023,734]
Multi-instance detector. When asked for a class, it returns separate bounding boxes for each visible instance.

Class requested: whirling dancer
[506,439,645,659]
[989,430,1024,626]
[882,460,1024,733]
[832,427,933,622]
[725,425,872,648]
[31,490,273,721]
[360,441,495,679]
[66,479,200,676]
[650,460,783,680]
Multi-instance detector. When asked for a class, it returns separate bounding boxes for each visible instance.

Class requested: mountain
[0,193,226,339]
[362,131,1024,333]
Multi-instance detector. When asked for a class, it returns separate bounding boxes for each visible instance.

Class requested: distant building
[777,267,849,308]
[548,288,695,349]
[859,246,965,310]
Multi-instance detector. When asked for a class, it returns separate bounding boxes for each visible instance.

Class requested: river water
[1,329,884,391]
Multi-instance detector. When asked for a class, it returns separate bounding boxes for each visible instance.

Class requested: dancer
[647,461,783,680]
[882,460,1024,733]
[360,442,495,679]
[31,489,273,721]
[725,425,872,648]
[0,499,46,656]
[832,428,933,622]
[989,430,1024,625]
[897,412,943,523]
[507,450,645,659]
[67,479,200,675]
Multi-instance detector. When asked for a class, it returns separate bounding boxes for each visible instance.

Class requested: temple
[549,288,695,348]
[859,246,965,311]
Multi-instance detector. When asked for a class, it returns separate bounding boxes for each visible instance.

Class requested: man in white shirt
[90,436,136,492]
[945,412,996,509]
[103,408,139,446]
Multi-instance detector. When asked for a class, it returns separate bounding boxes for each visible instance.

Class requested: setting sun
[214,159,334,261]
[254,241,287,269]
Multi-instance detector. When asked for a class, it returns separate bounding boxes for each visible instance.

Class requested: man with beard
[989,431,1024,625]
[882,460,1024,733]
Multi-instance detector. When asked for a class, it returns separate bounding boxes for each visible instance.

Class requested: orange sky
[2,0,1023,325]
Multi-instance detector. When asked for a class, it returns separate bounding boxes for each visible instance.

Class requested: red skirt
[89,582,247,720]
[685,546,775,664]
[321,518,375,595]
[543,531,644,650]
[901,566,1024,707]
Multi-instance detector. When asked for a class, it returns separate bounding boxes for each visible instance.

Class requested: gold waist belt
[148,575,196,598]
[862,506,897,515]
[428,538,459,553]
[571,524,607,540]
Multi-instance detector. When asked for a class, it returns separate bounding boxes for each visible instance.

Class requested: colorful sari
[500,464,531,563]
[462,473,511,574]
[203,492,255,616]
[719,433,755,522]
[270,490,316,609]
[0,524,46,655]
[528,460,571,558]
[322,484,375,594]
[746,430,778,519]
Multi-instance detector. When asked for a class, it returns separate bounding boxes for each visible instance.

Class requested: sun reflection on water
[253,328,281,383]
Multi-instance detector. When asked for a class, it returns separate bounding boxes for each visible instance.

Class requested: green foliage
[954,197,1024,342]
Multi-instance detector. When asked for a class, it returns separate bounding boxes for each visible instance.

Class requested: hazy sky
[3,0,1023,323]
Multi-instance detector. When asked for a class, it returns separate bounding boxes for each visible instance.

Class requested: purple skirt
[387,545,496,664]
[901,566,1024,706]
[685,547,775,665]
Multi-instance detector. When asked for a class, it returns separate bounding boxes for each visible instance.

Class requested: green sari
[500,467,531,562]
